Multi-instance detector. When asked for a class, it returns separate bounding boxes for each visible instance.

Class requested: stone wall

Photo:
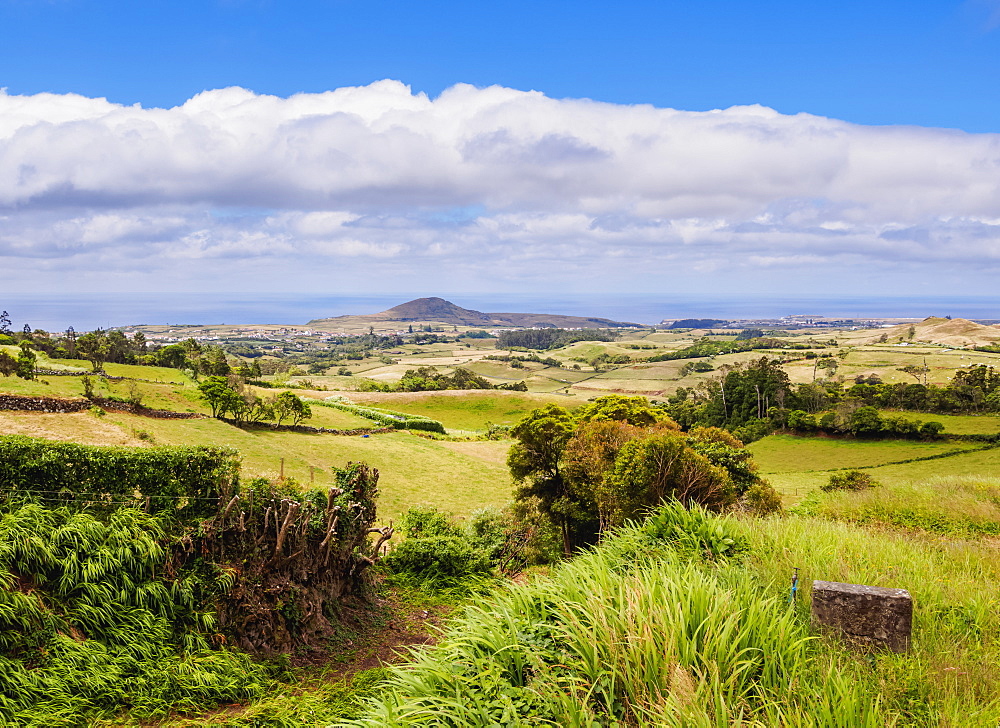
[0,394,89,413]
[220,418,393,435]
[0,394,201,420]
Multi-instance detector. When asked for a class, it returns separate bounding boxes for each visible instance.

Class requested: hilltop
[867,316,1000,348]
[307,297,642,330]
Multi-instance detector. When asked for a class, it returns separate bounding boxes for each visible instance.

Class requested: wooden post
[310,466,314,484]
[280,458,284,479]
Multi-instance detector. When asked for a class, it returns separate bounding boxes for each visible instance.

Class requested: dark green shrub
[822,469,880,492]
[383,535,491,586]
[920,421,945,439]
[399,505,462,539]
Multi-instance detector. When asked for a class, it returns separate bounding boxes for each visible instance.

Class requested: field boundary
[0,394,202,420]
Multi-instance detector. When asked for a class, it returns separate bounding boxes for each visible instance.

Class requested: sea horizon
[2,292,998,333]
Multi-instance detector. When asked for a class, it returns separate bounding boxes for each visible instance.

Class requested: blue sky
[3,0,998,131]
[1,1,1000,305]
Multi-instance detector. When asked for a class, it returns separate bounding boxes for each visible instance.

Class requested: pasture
[0,409,513,521]
[343,390,575,431]
[751,434,1000,500]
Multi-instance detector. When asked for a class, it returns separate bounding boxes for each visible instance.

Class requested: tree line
[663,357,1000,442]
[495,328,620,351]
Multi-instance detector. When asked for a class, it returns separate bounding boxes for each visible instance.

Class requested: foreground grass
[738,516,1000,725]
[344,511,1000,726]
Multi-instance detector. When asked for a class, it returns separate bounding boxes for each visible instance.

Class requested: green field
[130,414,513,520]
[892,412,1000,435]
[0,408,514,521]
[345,391,574,431]
[750,434,996,500]
[750,434,979,473]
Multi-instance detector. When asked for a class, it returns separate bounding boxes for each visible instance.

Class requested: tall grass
[732,515,1000,725]
[346,504,1000,727]
[347,513,888,727]
[802,475,1000,536]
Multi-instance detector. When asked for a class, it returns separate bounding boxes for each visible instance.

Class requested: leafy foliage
[0,505,274,723]
[0,436,239,518]
[0,439,388,722]
[508,396,781,553]
[822,469,881,492]
[641,499,748,559]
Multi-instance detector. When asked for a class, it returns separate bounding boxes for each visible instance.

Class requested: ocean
[2,292,998,333]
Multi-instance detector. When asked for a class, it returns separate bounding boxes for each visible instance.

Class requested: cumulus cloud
[1,80,1000,293]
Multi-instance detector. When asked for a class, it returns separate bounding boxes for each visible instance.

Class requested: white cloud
[1,81,1000,294]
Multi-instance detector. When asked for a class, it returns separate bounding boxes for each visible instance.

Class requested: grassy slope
[750,434,992,500]
[343,391,574,431]
[348,509,1000,726]
[141,418,511,520]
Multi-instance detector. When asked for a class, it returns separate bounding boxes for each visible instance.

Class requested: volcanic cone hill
[307,297,642,329]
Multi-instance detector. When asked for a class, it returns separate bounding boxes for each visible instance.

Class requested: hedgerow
[317,399,446,434]
[0,435,238,519]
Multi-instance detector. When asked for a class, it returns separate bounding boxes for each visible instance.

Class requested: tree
[76,329,110,372]
[508,404,577,555]
[153,344,188,369]
[686,426,765,494]
[64,326,77,358]
[575,394,674,427]
[603,433,734,527]
[0,311,10,335]
[848,406,884,437]
[786,409,817,432]
[562,420,643,535]
[899,363,929,385]
[198,376,240,418]
[271,391,312,425]
[199,347,231,376]
[15,341,36,380]
[0,350,16,377]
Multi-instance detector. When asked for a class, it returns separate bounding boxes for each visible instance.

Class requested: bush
[740,482,784,516]
[822,469,880,492]
[399,505,462,539]
[731,418,773,444]
[383,535,491,587]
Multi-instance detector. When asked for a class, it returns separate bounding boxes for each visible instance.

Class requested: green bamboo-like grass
[346,515,884,726]
[346,501,1000,727]
[0,505,273,725]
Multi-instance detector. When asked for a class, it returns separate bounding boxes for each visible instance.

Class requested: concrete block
[811,580,912,652]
